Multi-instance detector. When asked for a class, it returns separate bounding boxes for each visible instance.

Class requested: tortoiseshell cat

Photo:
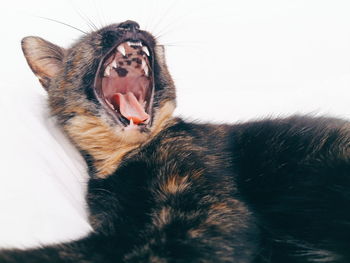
[1,20,349,262]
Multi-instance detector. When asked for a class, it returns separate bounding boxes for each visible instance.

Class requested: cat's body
[1,21,349,262]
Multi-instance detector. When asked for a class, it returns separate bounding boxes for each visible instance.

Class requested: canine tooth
[141,59,147,69]
[129,119,134,125]
[104,65,111,76]
[142,46,150,56]
[111,59,117,68]
[144,66,149,77]
[117,44,126,56]
[141,60,149,76]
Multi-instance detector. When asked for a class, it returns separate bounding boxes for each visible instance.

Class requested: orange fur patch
[163,175,189,194]
[65,101,176,178]
[152,206,171,228]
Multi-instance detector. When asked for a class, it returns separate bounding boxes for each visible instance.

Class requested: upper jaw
[94,34,155,130]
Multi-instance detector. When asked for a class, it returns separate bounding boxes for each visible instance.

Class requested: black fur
[2,116,350,262]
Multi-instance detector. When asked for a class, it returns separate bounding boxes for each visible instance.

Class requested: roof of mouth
[100,41,152,125]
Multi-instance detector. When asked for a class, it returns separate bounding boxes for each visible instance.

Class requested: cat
[1,20,349,262]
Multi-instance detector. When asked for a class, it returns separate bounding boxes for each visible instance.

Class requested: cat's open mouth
[94,40,154,128]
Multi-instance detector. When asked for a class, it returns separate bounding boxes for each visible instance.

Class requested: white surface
[0,89,91,248]
[1,0,350,248]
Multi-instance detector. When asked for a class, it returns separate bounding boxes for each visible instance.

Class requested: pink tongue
[112,92,149,124]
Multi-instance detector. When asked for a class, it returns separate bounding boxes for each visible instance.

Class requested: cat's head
[21,20,176,177]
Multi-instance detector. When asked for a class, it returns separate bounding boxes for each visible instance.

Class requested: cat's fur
[1,20,349,262]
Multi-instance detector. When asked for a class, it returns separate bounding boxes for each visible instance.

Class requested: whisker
[157,42,201,48]
[85,14,99,31]
[149,0,178,36]
[152,12,189,40]
[91,0,107,28]
[67,0,98,32]
[77,8,99,31]
[152,2,213,41]
[35,16,88,35]
[143,0,157,33]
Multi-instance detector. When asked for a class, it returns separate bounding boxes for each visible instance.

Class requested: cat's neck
[63,101,176,178]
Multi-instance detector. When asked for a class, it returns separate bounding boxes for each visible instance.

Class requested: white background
[1,0,350,248]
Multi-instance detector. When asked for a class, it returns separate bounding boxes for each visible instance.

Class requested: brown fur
[65,101,176,178]
[163,175,190,194]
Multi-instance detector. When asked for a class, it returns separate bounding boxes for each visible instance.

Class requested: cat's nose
[118,20,140,32]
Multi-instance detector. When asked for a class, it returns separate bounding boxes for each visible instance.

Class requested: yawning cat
[1,20,349,263]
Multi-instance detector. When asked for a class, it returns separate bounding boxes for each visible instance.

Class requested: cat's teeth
[143,118,150,124]
[141,59,146,69]
[104,65,111,77]
[111,59,117,69]
[142,46,150,56]
[129,118,134,125]
[117,44,126,56]
[144,66,149,77]
[141,60,149,76]
[127,41,142,46]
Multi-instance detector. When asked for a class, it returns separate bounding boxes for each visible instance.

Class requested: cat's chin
[94,38,154,130]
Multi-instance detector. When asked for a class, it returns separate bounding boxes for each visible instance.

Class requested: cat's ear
[21,36,65,91]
